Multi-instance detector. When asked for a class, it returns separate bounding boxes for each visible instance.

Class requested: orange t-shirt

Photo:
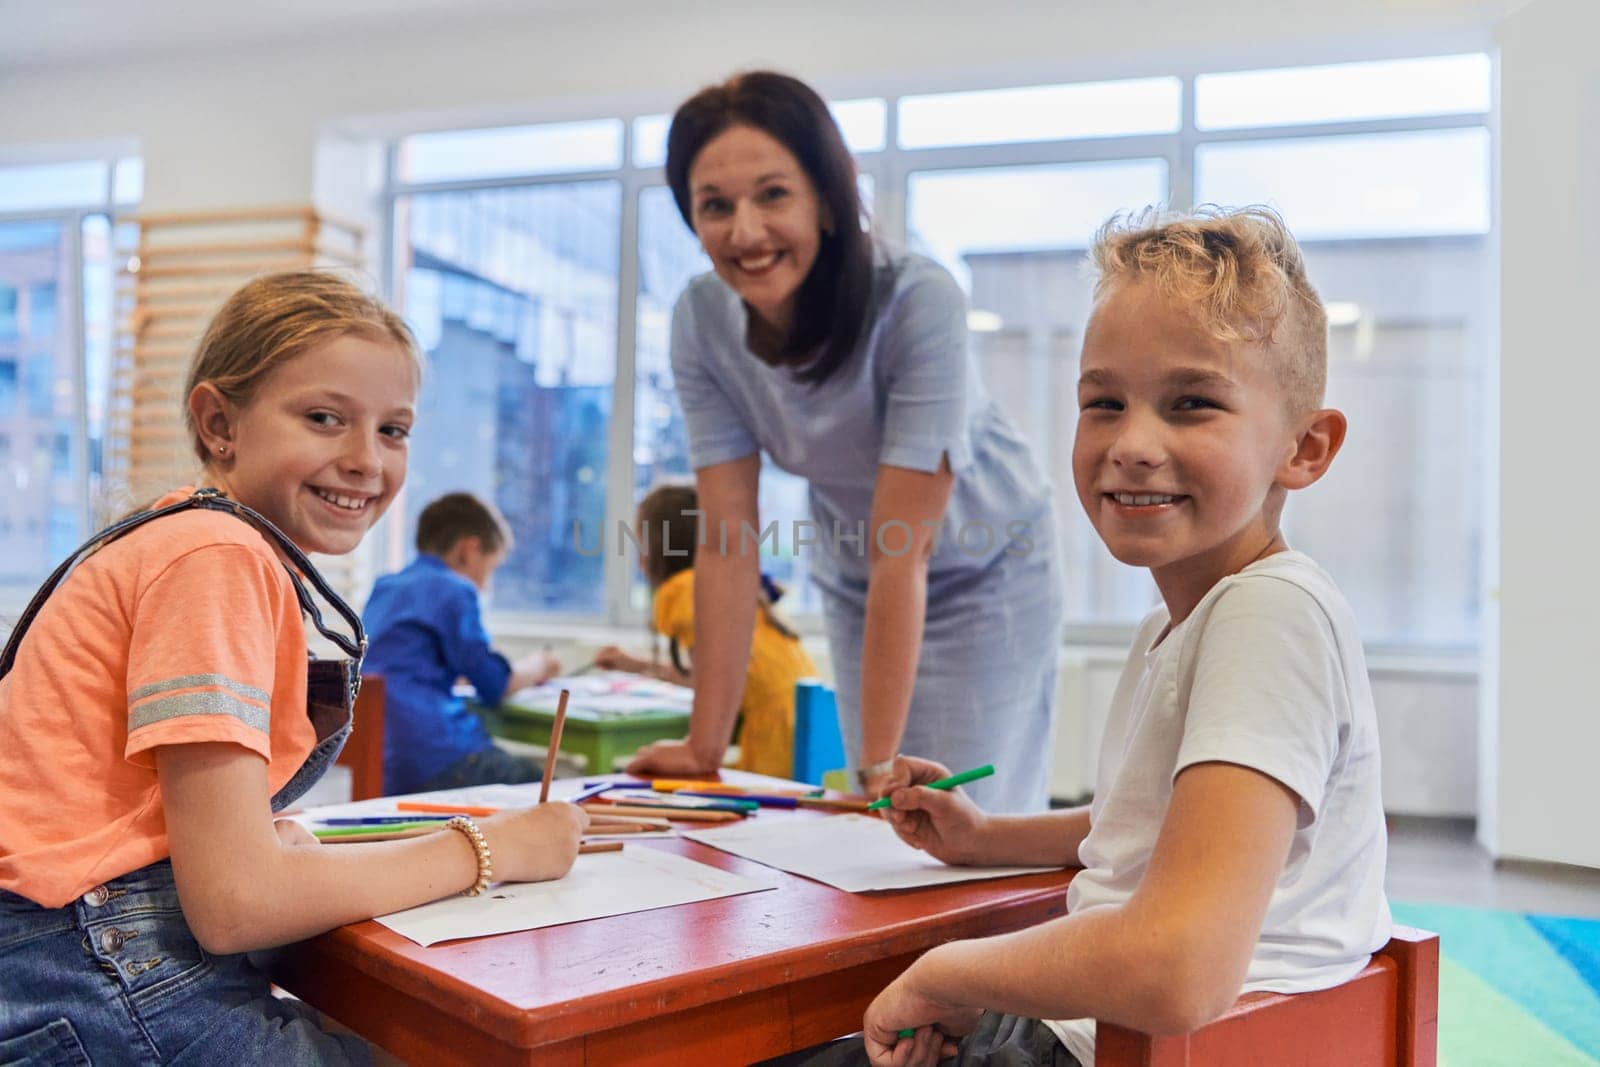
[0,488,316,907]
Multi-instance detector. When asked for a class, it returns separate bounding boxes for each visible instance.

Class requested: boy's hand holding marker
[862,977,977,1067]
[876,756,994,867]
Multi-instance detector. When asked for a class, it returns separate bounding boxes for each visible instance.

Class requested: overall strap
[0,488,365,679]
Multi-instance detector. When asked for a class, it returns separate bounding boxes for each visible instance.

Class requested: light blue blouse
[670,247,1056,606]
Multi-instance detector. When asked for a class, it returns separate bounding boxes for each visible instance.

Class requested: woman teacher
[626,72,1064,811]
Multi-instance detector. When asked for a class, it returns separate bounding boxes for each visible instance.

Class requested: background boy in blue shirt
[364,492,559,794]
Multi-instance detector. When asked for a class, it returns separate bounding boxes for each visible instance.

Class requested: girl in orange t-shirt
[0,272,587,1064]
[594,484,817,778]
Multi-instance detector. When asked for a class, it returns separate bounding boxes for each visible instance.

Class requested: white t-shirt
[1046,551,1392,1065]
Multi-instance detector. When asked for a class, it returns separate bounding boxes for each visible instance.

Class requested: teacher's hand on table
[880,755,991,867]
[592,645,649,675]
[858,768,896,802]
[625,738,721,777]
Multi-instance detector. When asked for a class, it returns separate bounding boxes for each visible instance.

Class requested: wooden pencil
[582,823,664,836]
[795,795,873,812]
[586,803,742,823]
[539,688,570,804]
[578,840,624,854]
[584,812,673,829]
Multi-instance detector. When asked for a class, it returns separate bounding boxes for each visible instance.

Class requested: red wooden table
[268,808,1075,1065]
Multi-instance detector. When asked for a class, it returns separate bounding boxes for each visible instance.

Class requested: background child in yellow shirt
[597,484,817,779]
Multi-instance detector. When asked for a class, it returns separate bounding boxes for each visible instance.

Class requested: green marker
[867,764,995,810]
[897,1028,917,1039]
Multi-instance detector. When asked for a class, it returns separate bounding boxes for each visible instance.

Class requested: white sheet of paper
[505,672,694,719]
[374,846,774,946]
[681,814,1061,893]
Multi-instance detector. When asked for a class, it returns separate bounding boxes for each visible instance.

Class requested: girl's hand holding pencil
[485,685,590,881]
[476,802,591,882]
[312,687,597,879]
[877,756,992,867]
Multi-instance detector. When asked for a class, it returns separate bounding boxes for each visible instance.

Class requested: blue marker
[677,791,797,810]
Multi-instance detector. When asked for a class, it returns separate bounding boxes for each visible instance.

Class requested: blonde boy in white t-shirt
[823,207,1392,1067]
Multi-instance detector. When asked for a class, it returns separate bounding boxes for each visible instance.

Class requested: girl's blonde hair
[1090,205,1328,414]
[182,270,423,463]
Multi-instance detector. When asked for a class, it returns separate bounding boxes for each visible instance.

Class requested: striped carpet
[1391,901,1600,1066]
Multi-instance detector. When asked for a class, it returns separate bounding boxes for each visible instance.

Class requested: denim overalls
[0,489,375,1065]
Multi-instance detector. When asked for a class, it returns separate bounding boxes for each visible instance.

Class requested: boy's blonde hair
[1090,206,1327,414]
[182,270,423,464]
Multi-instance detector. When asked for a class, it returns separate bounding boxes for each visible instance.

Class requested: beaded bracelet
[446,816,493,896]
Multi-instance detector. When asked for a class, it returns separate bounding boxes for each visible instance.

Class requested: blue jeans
[0,861,371,1065]
[765,1013,1082,1066]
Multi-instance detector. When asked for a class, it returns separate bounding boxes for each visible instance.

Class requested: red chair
[336,673,386,801]
[1098,926,1439,1066]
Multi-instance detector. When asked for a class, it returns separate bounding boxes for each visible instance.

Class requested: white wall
[1488,0,1600,868]
[1,0,1502,211]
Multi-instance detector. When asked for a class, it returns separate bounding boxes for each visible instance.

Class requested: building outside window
[0,156,138,607]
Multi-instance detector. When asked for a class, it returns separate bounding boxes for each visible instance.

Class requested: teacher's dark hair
[666,70,873,386]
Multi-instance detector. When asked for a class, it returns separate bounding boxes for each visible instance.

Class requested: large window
[0,156,138,607]
[386,53,1493,650]
[394,183,620,614]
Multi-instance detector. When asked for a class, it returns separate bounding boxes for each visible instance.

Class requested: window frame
[381,54,1493,657]
[0,203,101,611]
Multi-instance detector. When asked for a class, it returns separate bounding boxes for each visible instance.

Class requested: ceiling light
[967,309,1003,332]
[1324,302,1362,328]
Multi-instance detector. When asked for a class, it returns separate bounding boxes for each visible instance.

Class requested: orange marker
[396,801,499,817]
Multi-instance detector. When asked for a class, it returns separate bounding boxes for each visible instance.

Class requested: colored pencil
[591,793,752,814]
[866,764,996,811]
[795,795,873,812]
[583,803,742,823]
[316,815,455,826]
[322,825,628,856]
[539,688,571,804]
[584,812,673,829]
[312,820,448,838]
[649,780,820,798]
[676,790,794,809]
[582,822,665,836]
[396,800,499,817]
[313,823,451,843]
[567,781,614,804]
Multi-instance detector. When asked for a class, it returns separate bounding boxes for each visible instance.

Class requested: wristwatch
[855,757,898,790]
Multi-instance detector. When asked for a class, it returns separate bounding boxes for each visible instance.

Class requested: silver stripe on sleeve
[129,673,270,706]
[128,691,271,733]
